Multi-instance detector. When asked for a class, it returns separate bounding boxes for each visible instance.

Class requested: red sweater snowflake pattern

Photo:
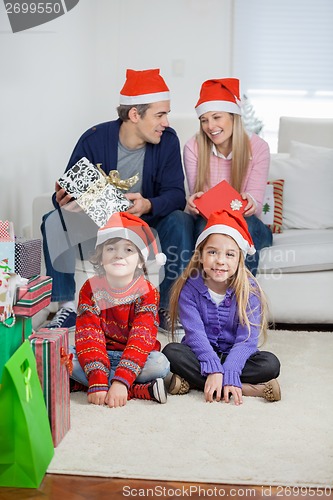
[75,275,160,394]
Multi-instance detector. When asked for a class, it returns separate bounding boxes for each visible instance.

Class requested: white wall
[0,0,232,234]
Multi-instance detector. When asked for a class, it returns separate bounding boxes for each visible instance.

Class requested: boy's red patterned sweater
[75,275,160,394]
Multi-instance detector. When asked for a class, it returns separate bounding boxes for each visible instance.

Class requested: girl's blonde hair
[194,114,252,193]
[89,237,148,279]
[169,234,268,343]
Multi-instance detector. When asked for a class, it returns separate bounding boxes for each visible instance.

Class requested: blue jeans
[69,346,170,387]
[152,210,194,309]
[244,215,273,276]
[190,214,272,277]
[41,208,194,308]
[41,208,98,302]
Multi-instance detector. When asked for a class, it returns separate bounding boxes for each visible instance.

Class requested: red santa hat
[195,209,256,257]
[96,212,166,266]
[195,78,242,118]
[119,68,170,105]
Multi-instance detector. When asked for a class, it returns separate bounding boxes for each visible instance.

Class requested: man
[42,68,193,330]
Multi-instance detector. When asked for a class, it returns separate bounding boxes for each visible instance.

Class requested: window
[232,0,333,151]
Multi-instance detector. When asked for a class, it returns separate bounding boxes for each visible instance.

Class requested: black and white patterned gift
[14,237,42,279]
[57,157,137,227]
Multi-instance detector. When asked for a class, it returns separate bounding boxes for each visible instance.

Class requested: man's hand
[104,380,128,408]
[55,182,82,212]
[125,192,152,217]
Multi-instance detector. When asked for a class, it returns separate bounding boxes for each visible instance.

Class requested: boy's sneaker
[44,307,77,330]
[158,308,184,337]
[129,378,167,404]
[168,373,190,395]
[70,379,87,393]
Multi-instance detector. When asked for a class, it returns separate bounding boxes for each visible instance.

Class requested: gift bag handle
[1,312,16,328]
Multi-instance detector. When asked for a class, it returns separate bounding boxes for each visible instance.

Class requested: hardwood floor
[0,475,332,500]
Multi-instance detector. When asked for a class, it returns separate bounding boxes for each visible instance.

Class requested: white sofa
[32,116,333,325]
[256,117,333,324]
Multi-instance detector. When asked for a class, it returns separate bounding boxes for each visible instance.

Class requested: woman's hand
[104,380,128,408]
[241,192,257,217]
[186,192,204,216]
[204,373,223,402]
[223,385,243,406]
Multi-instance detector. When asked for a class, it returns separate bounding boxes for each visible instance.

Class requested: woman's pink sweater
[183,133,270,216]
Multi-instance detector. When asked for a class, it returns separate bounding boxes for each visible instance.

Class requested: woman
[184,77,272,275]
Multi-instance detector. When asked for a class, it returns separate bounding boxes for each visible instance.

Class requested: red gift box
[13,275,52,317]
[194,180,246,220]
[29,328,71,447]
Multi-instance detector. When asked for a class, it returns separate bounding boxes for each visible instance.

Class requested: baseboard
[269,322,333,332]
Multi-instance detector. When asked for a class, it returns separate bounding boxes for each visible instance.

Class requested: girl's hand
[186,192,204,215]
[204,373,223,402]
[241,192,257,217]
[223,385,243,406]
[104,381,128,408]
[87,390,107,406]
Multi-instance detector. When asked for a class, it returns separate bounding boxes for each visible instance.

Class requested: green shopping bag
[0,316,32,382]
[0,340,54,488]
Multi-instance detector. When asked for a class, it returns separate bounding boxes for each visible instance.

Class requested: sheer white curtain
[232,0,333,151]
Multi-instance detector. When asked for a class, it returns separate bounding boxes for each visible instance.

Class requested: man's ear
[128,107,140,123]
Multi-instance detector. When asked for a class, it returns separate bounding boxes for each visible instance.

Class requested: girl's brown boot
[242,379,281,402]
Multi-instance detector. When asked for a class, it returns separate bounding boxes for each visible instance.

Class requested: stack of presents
[0,220,72,488]
[0,158,138,489]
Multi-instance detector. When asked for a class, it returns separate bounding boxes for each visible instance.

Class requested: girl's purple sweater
[179,274,262,388]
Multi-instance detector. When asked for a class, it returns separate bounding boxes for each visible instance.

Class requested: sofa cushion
[267,179,284,234]
[269,148,333,230]
[258,229,333,273]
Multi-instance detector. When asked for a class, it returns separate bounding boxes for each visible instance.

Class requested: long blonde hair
[169,235,268,343]
[194,114,252,193]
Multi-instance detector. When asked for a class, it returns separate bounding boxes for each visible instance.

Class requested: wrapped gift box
[58,157,134,227]
[15,237,42,279]
[29,328,71,447]
[194,180,246,220]
[0,262,17,323]
[0,220,15,273]
[0,316,32,382]
[13,275,52,317]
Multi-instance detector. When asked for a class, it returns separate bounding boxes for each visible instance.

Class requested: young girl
[184,77,272,276]
[70,212,170,407]
[162,209,281,405]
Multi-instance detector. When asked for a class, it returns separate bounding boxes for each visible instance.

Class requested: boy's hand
[104,380,128,408]
[87,390,107,406]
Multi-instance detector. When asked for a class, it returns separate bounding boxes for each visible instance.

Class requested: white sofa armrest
[32,192,53,240]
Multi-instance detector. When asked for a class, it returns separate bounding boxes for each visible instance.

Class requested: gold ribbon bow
[60,347,73,375]
[24,366,32,402]
[96,164,139,191]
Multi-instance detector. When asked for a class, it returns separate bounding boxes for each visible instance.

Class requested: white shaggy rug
[47,330,333,487]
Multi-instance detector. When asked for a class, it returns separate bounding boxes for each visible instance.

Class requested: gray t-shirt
[117,141,145,193]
